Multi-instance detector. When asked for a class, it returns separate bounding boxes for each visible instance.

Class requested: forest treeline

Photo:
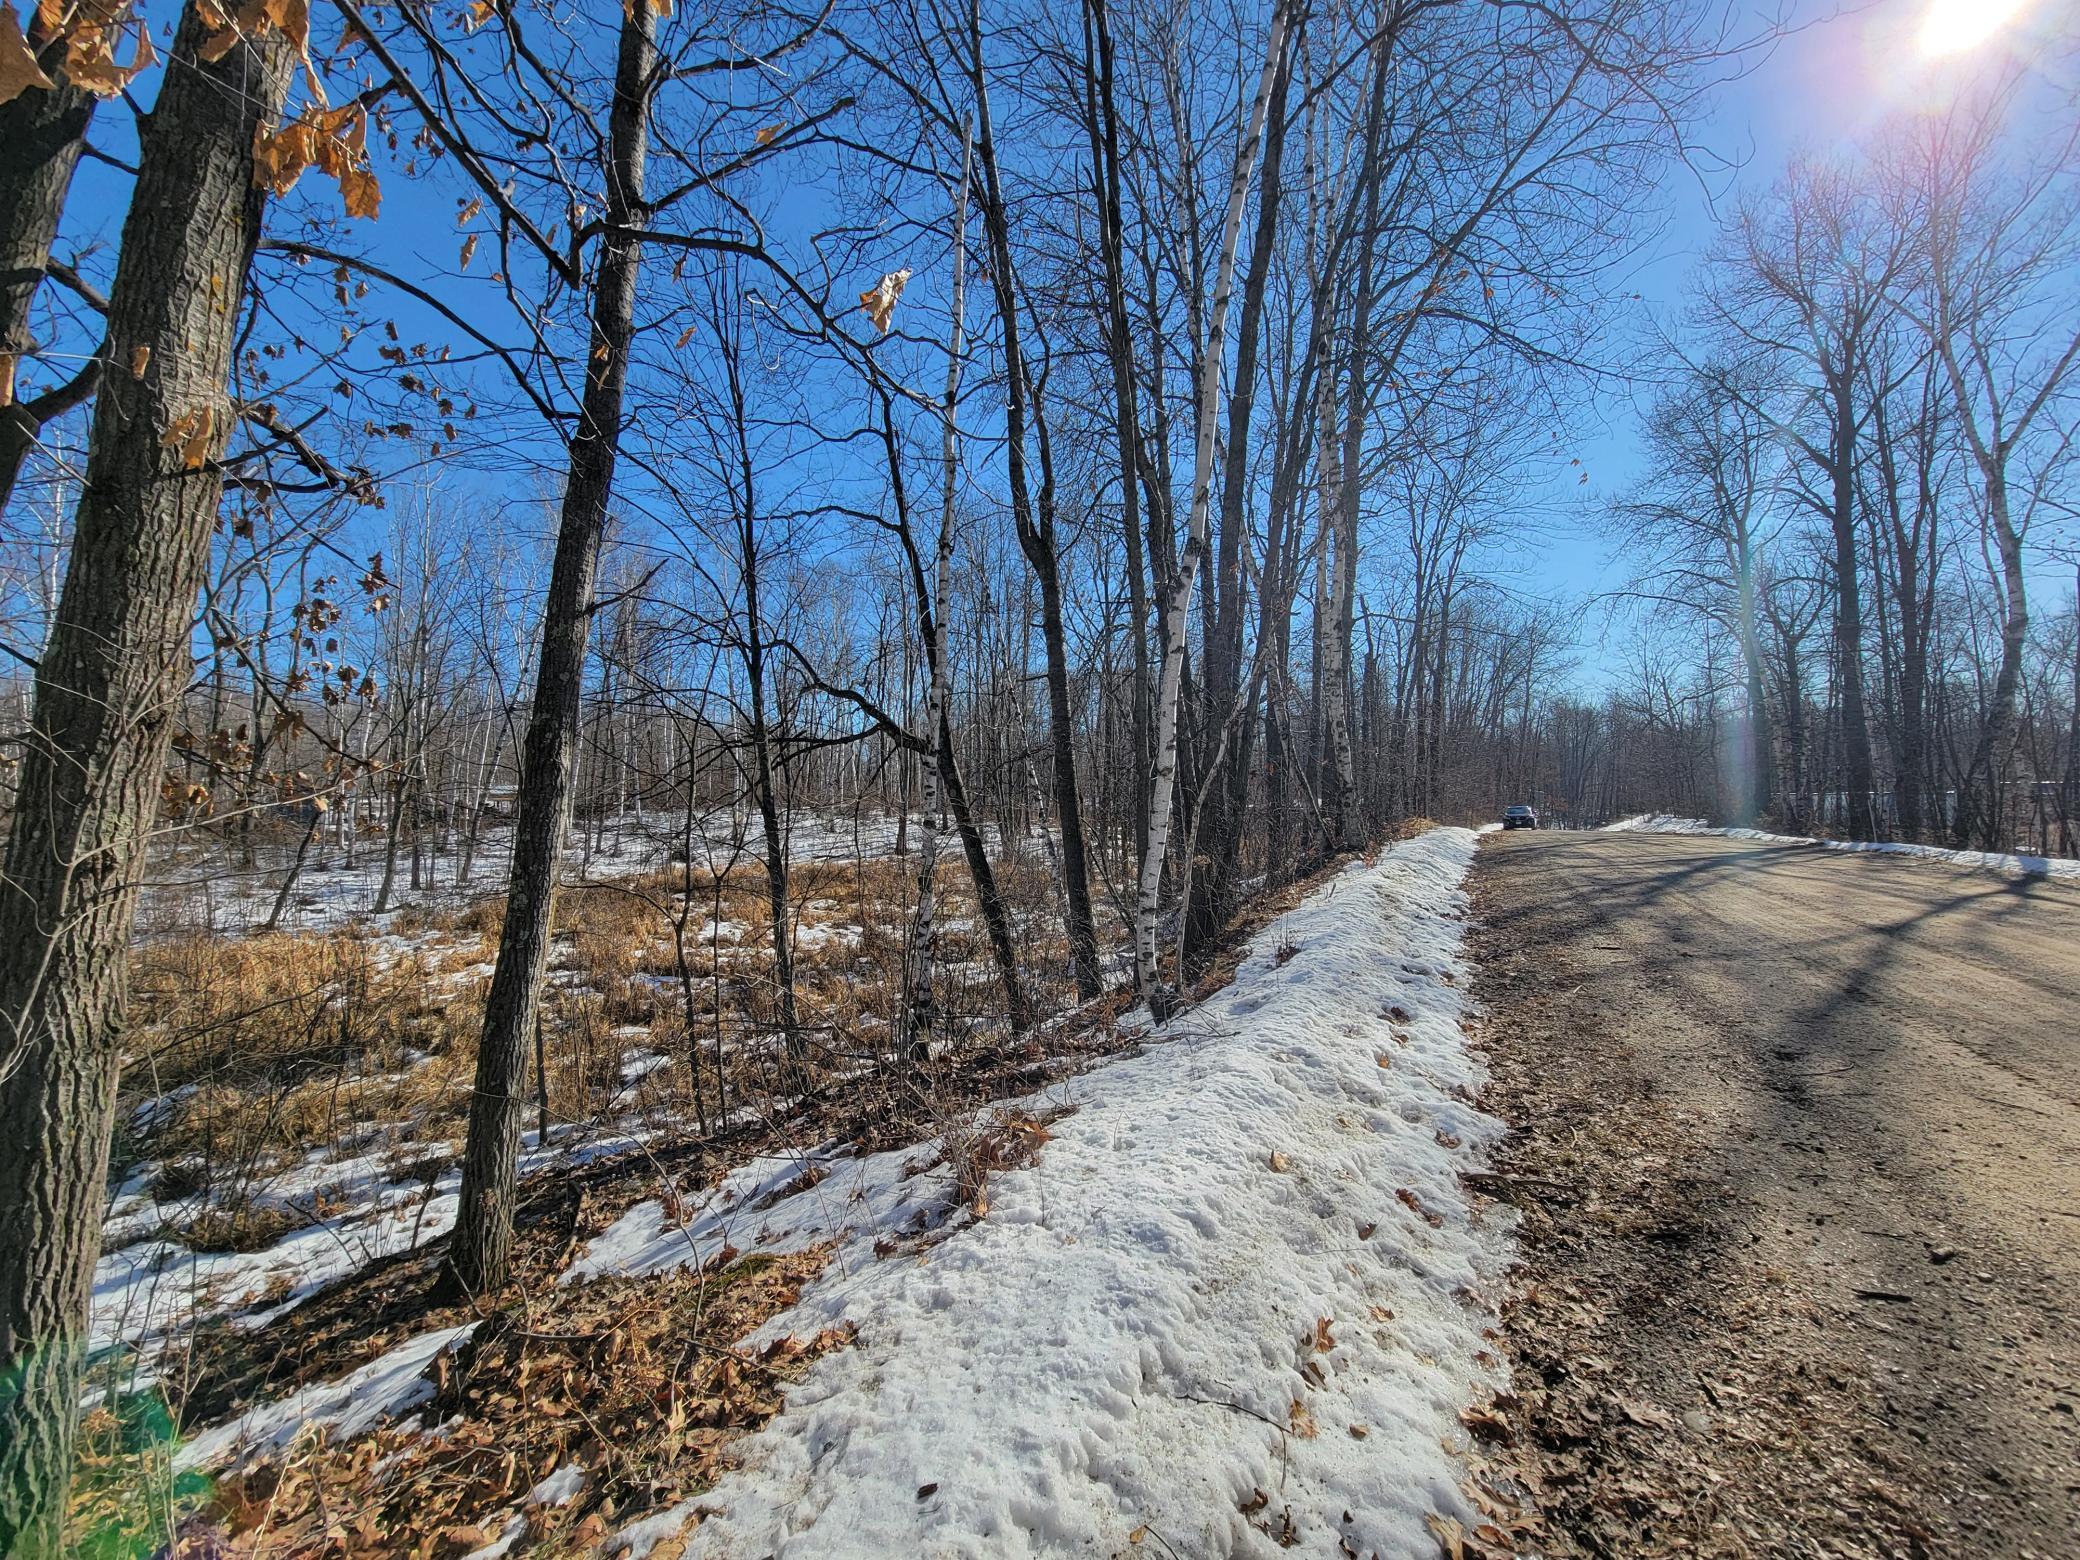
[0,0,2074,1547]
[1615,101,2080,852]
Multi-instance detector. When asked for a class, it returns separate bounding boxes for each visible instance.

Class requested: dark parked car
[1501,805,1539,830]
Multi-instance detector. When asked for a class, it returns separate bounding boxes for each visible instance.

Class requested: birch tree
[1134,0,1292,1000]
[902,122,973,1059]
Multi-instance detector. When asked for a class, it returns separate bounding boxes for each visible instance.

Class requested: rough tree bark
[442,0,653,1298]
[0,10,291,1549]
[966,0,1103,1001]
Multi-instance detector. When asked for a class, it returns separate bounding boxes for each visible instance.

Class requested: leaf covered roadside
[83,1246,851,1559]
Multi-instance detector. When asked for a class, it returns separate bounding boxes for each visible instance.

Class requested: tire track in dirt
[1466,830,2079,1559]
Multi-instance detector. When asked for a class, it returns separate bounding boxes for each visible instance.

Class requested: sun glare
[1919,0,2031,55]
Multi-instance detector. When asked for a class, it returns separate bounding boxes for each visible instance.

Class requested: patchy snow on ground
[1603,814,2080,882]
[589,826,1512,1558]
[140,807,1012,938]
[172,827,1512,1557]
[174,1322,477,1474]
[95,1122,657,1379]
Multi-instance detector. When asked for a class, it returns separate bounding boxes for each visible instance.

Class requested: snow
[136,808,1002,939]
[528,1463,587,1506]
[95,1125,657,1373]
[174,1322,477,1473]
[168,826,1514,1560]
[1603,814,2080,882]
[461,1515,530,1560]
[584,826,1511,1558]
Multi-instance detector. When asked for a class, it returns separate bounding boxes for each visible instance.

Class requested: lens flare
[1919,0,2031,55]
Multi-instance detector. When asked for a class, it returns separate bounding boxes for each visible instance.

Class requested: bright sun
[1919,0,2032,55]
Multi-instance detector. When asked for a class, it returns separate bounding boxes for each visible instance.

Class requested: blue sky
[1519,0,2075,686]
[29,0,2069,695]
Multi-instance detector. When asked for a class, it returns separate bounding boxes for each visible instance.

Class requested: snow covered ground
[178,827,1515,1557]
[1603,814,2080,882]
[139,807,957,937]
[96,1122,659,1388]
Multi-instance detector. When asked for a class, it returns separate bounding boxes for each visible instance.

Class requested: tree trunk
[1956,468,2028,851]
[1133,0,1291,998]
[1734,540,1770,828]
[1081,0,1152,870]
[1827,374,1879,841]
[1318,28,1392,847]
[0,12,291,1549]
[966,5,1103,1002]
[442,0,652,1299]
[1187,30,1292,962]
[903,124,972,1059]
[0,23,97,513]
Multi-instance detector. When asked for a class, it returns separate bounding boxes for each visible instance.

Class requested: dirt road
[1468,830,2079,1559]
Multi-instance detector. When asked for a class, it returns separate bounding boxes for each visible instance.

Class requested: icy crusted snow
[96,1123,659,1384]
[1603,813,2080,882]
[592,826,1511,1558]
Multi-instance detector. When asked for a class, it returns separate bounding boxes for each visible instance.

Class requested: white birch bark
[1325,407,1361,847]
[901,120,972,1058]
[1134,0,1292,997]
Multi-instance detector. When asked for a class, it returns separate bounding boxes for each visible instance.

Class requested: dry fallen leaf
[1268,1151,1291,1172]
[1617,1396,1674,1430]
[858,267,911,333]
[1458,1404,1514,1444]
[161,405,216,470]
[0,4,54,105]
[1426,1512,1466,1560]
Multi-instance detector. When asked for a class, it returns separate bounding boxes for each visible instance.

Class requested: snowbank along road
[1471,828,2079,1557]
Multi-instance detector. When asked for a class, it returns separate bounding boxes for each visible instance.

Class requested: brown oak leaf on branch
[858,267,912,333]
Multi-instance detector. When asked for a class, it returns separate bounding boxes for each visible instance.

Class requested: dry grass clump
[938,1105,1068,1220]
[121,934,485,1227]
[115,828,1105,1268]
[132,934,449,1096]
